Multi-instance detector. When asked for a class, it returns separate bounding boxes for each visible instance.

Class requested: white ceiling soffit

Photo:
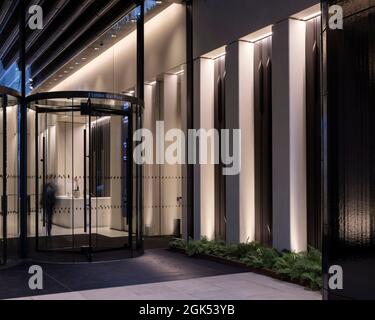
[241,25,273,43]
[292,3,321,21]
[201,45,226,60]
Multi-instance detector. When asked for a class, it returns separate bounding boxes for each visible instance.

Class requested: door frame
[1,93,7,265]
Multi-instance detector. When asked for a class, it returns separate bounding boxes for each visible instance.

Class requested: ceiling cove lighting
[212,52,226,60]
[302,11,321,21]
[174,70,184,75]
[146,80,157,85]
[251,32,273,43]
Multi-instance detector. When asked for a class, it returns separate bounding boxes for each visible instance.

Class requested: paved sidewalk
[14,272,322,300]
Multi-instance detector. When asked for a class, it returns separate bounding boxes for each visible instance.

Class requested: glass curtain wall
[0,89,20,265]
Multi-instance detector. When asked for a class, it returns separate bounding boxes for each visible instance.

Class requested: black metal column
[136,0,144,250]
[137,0,144,101]
[186,0,194,239]
[2,94,8,264]
[34,112,39,251]
[19,0,28,259]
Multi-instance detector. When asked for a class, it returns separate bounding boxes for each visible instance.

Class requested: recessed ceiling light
[111,34,117,38]
[94,47,99,51]
[75,62,80,65]
[69,66,74,69]
[82,57,87,60]
[64,71,68,74]
[59,75,63,78]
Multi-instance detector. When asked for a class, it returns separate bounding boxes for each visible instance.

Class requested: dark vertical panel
[136,1,144,251]
[127,111,133,252]
[1,94,7,264]
[214,56,226,241]
[90,118,110,197]
[186,0,194,239]
[34,111,39,250]
[254,37,273,247]
[84,128,87,234]
[19,1,27,259]
[324,0,375,300]
[306,16,322,250]
[122,114,129,226]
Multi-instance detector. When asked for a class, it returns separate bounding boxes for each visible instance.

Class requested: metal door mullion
[2,94,8,264]
[88,111,92,261]
[35,112,39,251]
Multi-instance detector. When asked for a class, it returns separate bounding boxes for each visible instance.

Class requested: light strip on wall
[251,32,273,43]
[211,52,226,60]
[302,11,321,21]
[174,70,184,75]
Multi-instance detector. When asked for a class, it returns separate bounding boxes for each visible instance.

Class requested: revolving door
[27,92,144,262]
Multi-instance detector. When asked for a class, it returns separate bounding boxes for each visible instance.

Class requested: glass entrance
[0,89,20,265]
[27,92,143,262]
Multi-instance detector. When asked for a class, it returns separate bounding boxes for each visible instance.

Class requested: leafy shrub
[273,247,322,290]
[241,247,280,269]
[170,238,186,251]
[170,239,322,291]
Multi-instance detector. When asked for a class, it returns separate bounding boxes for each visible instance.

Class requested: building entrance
[26,91,144,262]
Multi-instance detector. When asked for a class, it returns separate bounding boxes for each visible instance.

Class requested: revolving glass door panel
[33,99,90,254]
[89,111,130,252]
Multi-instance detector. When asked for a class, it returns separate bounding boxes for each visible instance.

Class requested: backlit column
[272,19,307,252]
[225,41,255,244]
[193,58,215,240]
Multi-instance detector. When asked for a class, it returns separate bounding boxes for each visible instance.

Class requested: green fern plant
[169,239,322,291]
